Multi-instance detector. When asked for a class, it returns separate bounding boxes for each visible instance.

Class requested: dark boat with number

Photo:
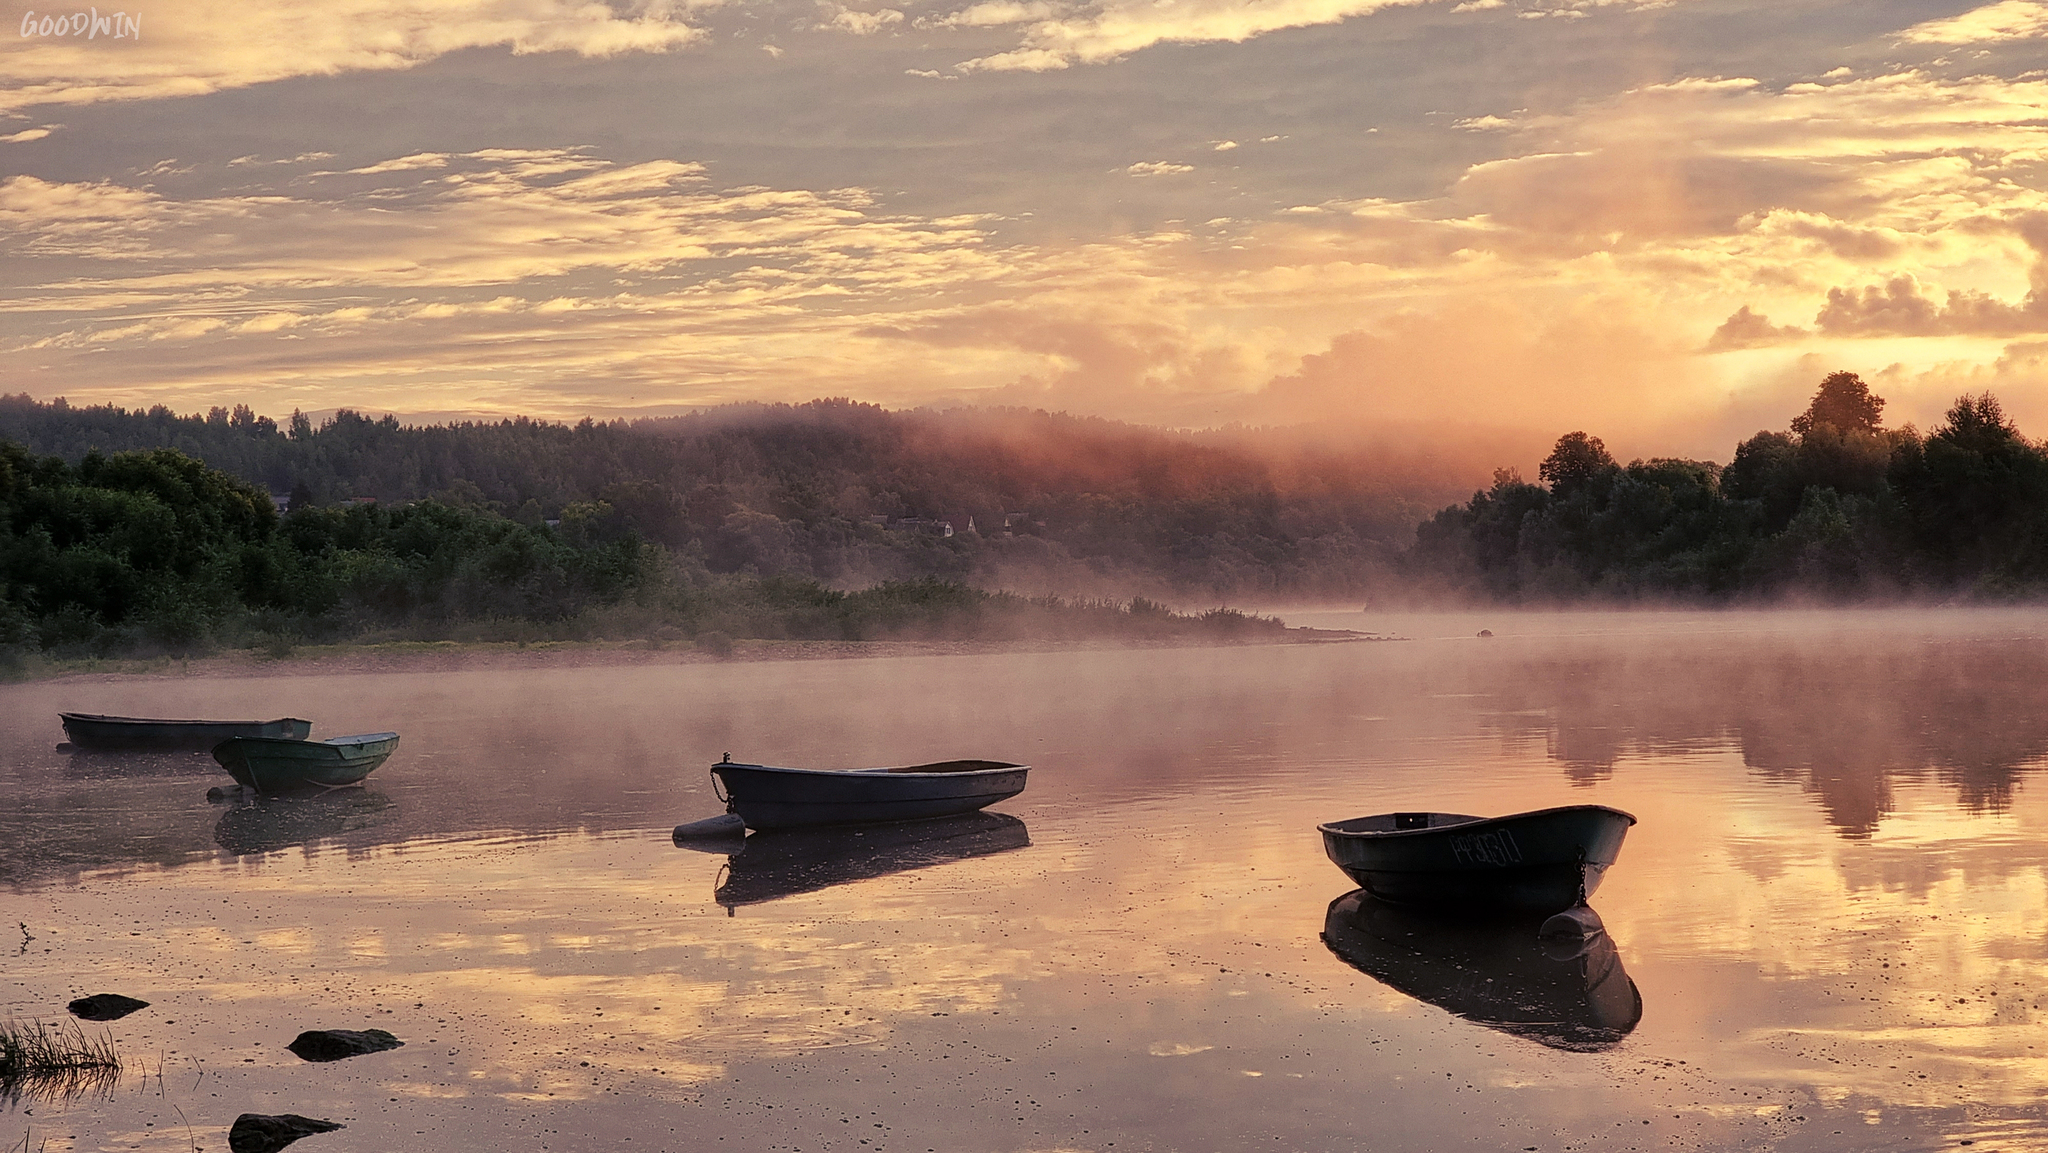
[212,733,400,792]
[1320,890,1642,1051]
[1317,805,1635,914]
[60,712,312,751]
[710,757,1029,830]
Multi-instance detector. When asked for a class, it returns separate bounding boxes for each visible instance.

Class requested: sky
[4,0,2048,466]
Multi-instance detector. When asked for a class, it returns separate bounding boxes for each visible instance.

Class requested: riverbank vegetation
[0,437,1290,665]
[0,395,1449,602]
[0,1019,121,1104]
[1411,374,2048,601]
[7,372,2044,652]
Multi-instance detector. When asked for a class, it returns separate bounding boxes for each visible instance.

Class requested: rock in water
[68,993,150,1021]
[228,1113,344,1153]
[286,1028,405,1062]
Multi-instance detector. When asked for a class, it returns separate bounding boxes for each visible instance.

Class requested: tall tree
[1538,432,1617,495]
[1790,371,1886,436]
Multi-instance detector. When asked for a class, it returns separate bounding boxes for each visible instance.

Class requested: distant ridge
[0,394,1455,599]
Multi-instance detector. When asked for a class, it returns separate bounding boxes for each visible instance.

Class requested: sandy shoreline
[10,630,1378,684]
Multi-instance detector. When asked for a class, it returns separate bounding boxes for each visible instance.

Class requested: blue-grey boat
[61,712,311,750]
[710,757,1028,830]
[212,733,400,793]
[1318,805,1635,914]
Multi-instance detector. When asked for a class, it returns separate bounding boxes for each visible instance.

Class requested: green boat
[212,732,400,792]
[61,712,312,750]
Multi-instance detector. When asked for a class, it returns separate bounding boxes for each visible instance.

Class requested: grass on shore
[0,1020,121,1104]
[2,577,1347,680]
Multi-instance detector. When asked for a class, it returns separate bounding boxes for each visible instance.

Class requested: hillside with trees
[0,438,1308,663]
[1411,373,2048,600]
[0,396,1449,601]
[10,372,2046,654]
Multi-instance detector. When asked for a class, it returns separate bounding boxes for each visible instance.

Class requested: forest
[0,436,1293,663]
[1411,373,2048,600]
[5,371,2045,665]
[0,395,1443,602]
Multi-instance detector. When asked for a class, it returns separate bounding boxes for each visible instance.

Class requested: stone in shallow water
[67,993,149,1021]
[228,1113,344,1153]
[285,1027,405,1062]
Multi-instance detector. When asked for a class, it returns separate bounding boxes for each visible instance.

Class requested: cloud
[1898,0,2048,45]
[921,0,1068,28]
[952,0,1430,73]
[0,126,56,143]
[1813,275,2048,338]
[12,62,2048,449]
[0,148,1035,415]
[1250,291,1712,459]
[340,153,453,176]
[0,0,704,113]
[944,0,1686,73]
[229,152,337,167]
[1707,305,1807,350]
[823,6,907,34]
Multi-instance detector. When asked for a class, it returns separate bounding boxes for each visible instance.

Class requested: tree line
[0,440,655,657]
[0,437,1291,663]
[0,395,1437,601]
[1411,373,2048,600]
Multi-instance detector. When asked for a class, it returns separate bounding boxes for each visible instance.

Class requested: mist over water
[5,609,2048,1150]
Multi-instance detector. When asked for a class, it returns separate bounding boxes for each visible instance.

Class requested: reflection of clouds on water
[1621,774,2048,1109]
[11,614,2048,1146]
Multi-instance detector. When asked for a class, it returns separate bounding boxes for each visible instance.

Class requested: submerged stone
[68,993,149,1021]
[228,1113,344,1153]
[286,1028,404,1062]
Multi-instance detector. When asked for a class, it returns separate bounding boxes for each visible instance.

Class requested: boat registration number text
[1448,828,1522,867]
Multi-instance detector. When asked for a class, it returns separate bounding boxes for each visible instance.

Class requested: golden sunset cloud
[2,0,2045,468]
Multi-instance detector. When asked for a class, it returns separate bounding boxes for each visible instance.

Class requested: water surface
[6,610,2048,1151]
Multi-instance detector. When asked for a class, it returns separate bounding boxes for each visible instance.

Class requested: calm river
[5,610,2048,1151]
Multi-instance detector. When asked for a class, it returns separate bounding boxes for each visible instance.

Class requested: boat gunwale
[60,711,313,729]
[1317,804,1638,840]
[714,760,1027,779]
[220,732,399,751]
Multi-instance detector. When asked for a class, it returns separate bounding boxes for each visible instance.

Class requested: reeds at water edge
[0,1019,121,1104]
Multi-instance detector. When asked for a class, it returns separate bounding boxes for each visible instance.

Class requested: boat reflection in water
[212,787,398,856]
[1321,890,1642,1052]
[694,811,1030,908]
